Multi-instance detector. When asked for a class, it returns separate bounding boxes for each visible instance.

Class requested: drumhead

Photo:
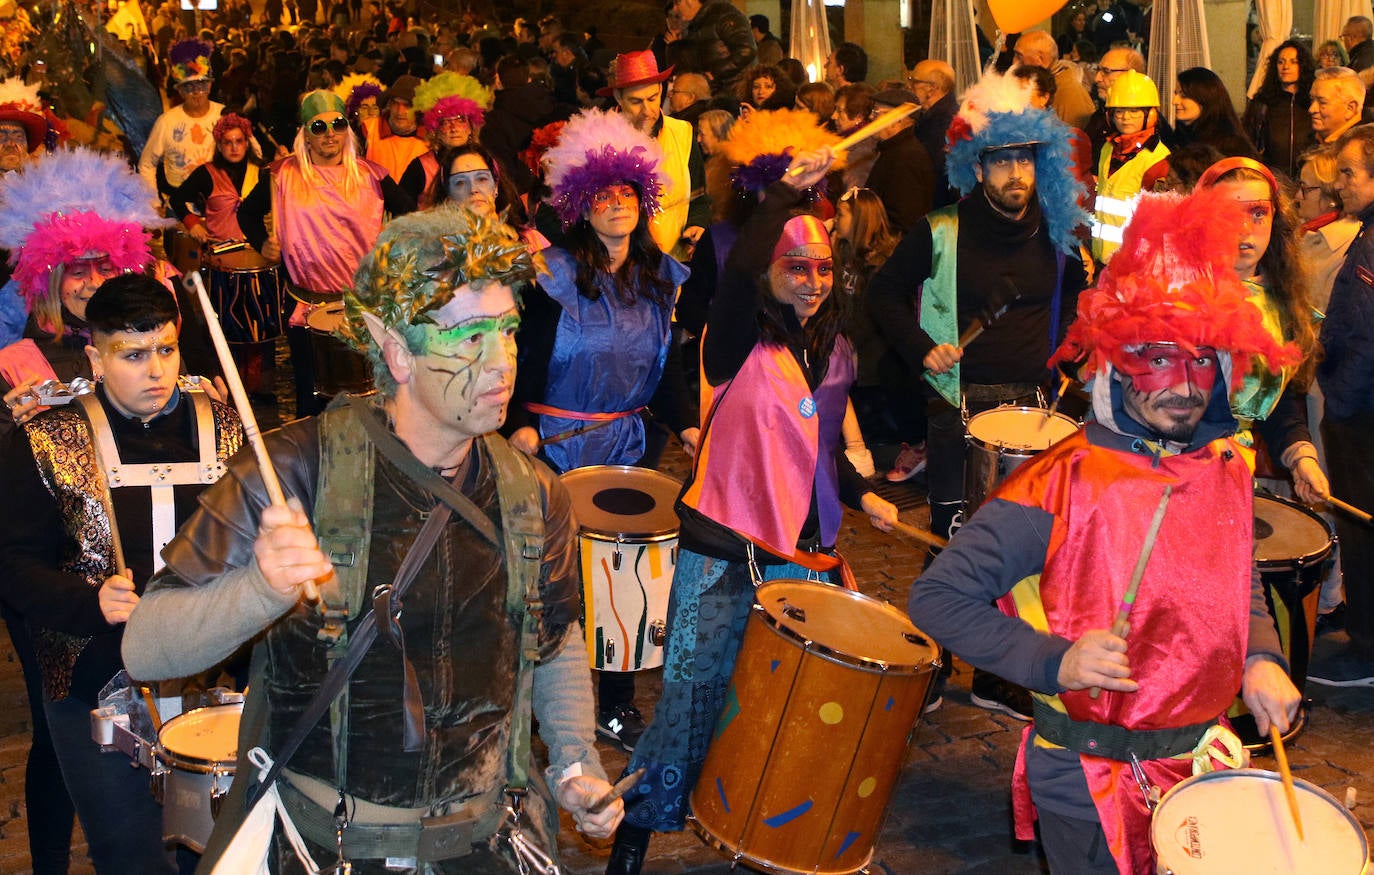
[305,303,346,334]
[967,406,1078,452]
[1253,494,1334,566]
[560,465,682,538]
[156,703,243,771]
[756,580,938,671]
[1151,769,1367,874]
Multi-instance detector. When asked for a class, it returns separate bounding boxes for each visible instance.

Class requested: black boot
[605,823,651,875]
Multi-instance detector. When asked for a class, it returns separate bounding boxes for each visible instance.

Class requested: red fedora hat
[597,50,674,97]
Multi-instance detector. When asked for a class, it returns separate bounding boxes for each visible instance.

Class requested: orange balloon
[988,0,1070,34]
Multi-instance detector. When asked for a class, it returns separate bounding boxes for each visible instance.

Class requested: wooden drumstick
[892,519,948,550]
[1039,373,1075,430]
[184,270,319,603]
[588,768,646,814]
[1270,725,1304,841]
[787,103,919,175]
[1089,486,1171,699]
[1324,494,1374,525]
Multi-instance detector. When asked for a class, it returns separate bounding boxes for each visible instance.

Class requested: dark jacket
[1319,204,1374,419]
[1349,38,1374,72]
[482,84,566,194]
[865,126,935,233]
[1243,89,1314,179]
[914,91,959,208]
[667,0,757,97]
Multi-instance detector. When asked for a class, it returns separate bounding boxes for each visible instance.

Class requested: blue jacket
[1318,205,1374,419]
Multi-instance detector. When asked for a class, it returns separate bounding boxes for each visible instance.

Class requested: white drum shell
[155,703,242,853]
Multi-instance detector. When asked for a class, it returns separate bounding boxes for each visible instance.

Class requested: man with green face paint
[123,205,624,873]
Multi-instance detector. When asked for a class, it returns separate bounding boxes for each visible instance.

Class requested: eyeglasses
[1097,65,1132,77]
[308,117,350,135]
[0,128,28,145]
[1111,108,1147,118]
[1299,183,1324,197]
[178,80,212,92]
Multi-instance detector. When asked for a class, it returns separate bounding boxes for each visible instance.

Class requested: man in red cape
[908,185,1304,874]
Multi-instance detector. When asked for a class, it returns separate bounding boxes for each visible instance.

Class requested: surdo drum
[1227,493,1336,750]
[152,702,243,853]
[305,303,373,397]
[201,241,287,344]
[1151,769,1367,874]
[964,406,1079,512]
[560,465,681,671]
[690,580,939,875]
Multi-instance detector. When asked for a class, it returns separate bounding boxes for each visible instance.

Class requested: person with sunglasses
[138,39,224,207]
[237,89,416,416]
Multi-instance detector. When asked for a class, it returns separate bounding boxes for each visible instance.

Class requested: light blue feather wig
[944,71,1089,255]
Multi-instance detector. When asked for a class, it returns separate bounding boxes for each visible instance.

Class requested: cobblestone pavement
[3,441,1373,874]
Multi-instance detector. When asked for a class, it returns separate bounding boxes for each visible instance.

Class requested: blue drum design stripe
[762,799,813,828]
[715,776,731,813]
[835,831,862,857]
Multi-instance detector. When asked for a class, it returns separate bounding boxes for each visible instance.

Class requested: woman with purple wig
[506,107,697,756]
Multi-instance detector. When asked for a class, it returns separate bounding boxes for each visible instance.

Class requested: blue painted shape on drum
[835,830,862,857]
[714,687,741,739]
[770,659,781,673]
[715,776,731,813]
[886,696,894,711]
[762,798,813,828]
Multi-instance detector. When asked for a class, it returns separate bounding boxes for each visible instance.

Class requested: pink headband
[770,214,830,264]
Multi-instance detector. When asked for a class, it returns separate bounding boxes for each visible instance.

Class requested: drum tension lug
[649,621,666,647]
[612,538,624,572]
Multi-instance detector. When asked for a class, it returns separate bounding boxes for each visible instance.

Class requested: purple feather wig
[541,108,669,229]
[345,82,384,120]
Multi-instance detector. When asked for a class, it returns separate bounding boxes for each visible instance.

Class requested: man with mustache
[123,207,623,873]
[908,186,1302,874]
[868,70,1089,720]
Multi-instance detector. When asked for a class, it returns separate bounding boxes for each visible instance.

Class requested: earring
[96,374,104,383]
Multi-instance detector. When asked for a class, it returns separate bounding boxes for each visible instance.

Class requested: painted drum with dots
[689,579,940,874]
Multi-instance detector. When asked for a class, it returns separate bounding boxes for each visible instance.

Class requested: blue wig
[945,74,1088,255]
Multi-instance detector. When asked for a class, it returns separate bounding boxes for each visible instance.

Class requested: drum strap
[744,537,858,591]
[1031,699,1215,762]
[77,391,224,574]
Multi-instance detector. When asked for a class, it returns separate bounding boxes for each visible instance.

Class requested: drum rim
[754,580,939,673]
[688,814,875,875]
[1253,492,1337,569]
[155,703,243,772]
[965,405,1079,453]
[560,464,683,538]
[1150,767,1369,865]
[578,530,678,545]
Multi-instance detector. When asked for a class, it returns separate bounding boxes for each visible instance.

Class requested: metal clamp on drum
[559,465,682,672]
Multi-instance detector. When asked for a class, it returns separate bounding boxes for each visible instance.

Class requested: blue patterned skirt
[619,547,831,831]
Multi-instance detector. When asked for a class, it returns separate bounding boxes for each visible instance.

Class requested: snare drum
[1151,769,1368,874]
[560,465,681,672]
[964,406,1079,511]
[305,304,372,396]
[690,580,939,875]
[153,703,242,853]
[203,242,286,345]
[1228,494,1336,749]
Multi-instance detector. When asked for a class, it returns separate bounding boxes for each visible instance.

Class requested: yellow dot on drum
[857,778,877,798]
[819,702,844,724]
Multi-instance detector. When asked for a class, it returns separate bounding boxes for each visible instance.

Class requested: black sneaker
[969,671,1033,721]
[1316,602,1347,637]
[598,704,647,752]
[1308,646,1374,687]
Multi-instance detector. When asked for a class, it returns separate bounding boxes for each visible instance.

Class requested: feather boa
[1051,188,1302,383]
[0,148,168,303]
[542,108,667,228]
[719,107,841,193]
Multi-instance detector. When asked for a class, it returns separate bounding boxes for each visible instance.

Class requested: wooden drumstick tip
[1270,725,1304,841]
[589,767,645,814]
